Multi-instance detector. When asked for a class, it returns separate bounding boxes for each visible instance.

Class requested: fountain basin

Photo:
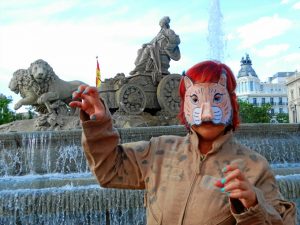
[0,173,299,225]
[0,185,146,225]
[0,124,300,224]
[1,124,300,176]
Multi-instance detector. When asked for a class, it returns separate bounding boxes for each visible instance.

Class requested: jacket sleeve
[231,159,296,225]
[80,106,154,190]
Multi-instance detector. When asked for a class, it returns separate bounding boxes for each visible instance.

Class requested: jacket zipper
[181,155,206,225]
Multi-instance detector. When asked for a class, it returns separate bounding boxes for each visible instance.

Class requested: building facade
[236,54,291,115]
[286,72,300,123]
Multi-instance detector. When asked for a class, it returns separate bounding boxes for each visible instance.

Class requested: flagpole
[96,56,101,88]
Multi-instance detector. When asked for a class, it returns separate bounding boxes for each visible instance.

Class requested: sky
[1,0,300,112]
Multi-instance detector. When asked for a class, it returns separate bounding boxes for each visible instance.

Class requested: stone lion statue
[9,59,86,114]
[9,69,45,112]
[28,59,86,113]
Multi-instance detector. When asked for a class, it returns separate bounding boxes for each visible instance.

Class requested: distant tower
[236,54,260,99]
[237,54,258,79]
[207,0,225,62]
[236,54,289,115]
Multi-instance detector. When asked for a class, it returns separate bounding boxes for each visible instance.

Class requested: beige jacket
[81,109,296,225]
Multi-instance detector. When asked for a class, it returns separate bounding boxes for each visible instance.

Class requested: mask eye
[190,94,198,103]
[213,93,223,103]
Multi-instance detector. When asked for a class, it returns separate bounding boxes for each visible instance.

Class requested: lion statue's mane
[9,59,86,114]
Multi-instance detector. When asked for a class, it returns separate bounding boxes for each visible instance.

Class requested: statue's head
[29,59,55,83]
[159,16,170,29]
[178,60,239,131]
[9,69,29,94]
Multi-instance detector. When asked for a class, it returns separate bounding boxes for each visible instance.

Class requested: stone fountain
[0,124,300,224]
[1,7,299,223]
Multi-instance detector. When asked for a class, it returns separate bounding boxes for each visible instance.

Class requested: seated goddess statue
[129,16,181,76]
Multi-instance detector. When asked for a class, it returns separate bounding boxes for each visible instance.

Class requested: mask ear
[218,69,227,87]
[184,76,193,90]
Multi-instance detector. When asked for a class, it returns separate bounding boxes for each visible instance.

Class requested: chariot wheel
[116,83,147,115]
[157,74,181,116]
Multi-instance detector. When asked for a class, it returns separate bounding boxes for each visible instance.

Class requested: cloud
[253,44,290,57]
[0,1,78,23]
[0,20,140,81]
[280,0,289,4]
[0,9,192,87]
[292,1,300,9]
[174,15,207,34]
[281,53,300,66]
[263,52,300,76]
[224,59,241,77]
[236,15,292,49]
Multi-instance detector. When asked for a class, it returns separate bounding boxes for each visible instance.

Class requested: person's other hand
[69,85,105,121]
[215,164,258,209]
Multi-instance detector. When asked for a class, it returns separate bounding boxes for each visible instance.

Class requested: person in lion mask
[70,60,296,225]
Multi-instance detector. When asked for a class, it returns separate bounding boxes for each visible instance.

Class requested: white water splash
[207,0,225,62]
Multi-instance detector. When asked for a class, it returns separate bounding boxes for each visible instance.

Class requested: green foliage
[0,95,37,125]
[0,95,16,125]
[238,99,272,123]
[276,113,289,123]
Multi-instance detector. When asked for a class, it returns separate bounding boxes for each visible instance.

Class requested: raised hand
[215,163,258,210]
[69,85,105,121]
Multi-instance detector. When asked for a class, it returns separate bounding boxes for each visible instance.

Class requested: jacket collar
[189,129,233,156]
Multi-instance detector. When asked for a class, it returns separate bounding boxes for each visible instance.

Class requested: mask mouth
[192,121,214,127]
[202,121,214,125]
[202,118,212,122]
[191,121,228,128]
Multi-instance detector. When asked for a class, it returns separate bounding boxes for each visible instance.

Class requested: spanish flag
[96,57,101,88]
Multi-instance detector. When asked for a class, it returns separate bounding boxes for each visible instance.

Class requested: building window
[270,108,274,114]
[253,98,257,105]
[270,97,274,105]
[262,98,265,105]
[279,97,282,105]
[260,85,263,91]
[291,90,294,100]
[250,81,254,91]
[279,108,283,113]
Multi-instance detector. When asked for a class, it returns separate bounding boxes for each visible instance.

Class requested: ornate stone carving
[7,16,182,130]
[129,16,181,78]
[8,59,85,130]
[98,16,182,127]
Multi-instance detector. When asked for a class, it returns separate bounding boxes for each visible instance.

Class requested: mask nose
[201,102,213,122]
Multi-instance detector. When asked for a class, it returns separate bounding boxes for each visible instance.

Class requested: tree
[0,95,16,125]
[238,100,272,123]
[275,113,289,123]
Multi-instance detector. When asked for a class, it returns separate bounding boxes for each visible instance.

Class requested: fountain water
[207,0,225,62]
[0,124,300,224]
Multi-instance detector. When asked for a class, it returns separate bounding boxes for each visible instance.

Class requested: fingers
[69,101,83,109]
[222,163,239,174]
[69,85,106,121]
[224,167,246,183]
[71,86,99,102]
[215,164,245,183]
[222,179,247,192]
[89,112,105,120]
[81,86,99,97]
[227,190,252,200]
[214,163,257,208]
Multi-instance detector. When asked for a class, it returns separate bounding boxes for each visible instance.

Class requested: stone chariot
[99,72,181,116]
